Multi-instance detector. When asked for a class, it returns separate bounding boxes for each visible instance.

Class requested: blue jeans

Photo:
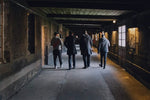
[100,52,108,67]
[83,55,90,67]
[68,54,75,69]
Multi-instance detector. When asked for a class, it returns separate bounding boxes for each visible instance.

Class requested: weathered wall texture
[0,1,55,100]
[0,1,42,78]
[0,0,66,99]
[107,10,150,89]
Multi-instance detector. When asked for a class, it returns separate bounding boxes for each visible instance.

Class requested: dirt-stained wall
[0,1,51,100]
[0,1,42,78]
[105,10,150,89]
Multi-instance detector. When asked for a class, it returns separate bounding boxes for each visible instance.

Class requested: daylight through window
[118,25,126,47]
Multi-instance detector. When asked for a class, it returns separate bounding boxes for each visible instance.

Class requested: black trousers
[100,52,108,67]
[68,54,75,69]
[82,55,90,67]
[53,50,62,66]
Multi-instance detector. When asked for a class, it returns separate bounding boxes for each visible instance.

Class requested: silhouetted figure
[98,33,110,69]
[64,31,77,70]
[51,32,63,69]
[80,30,93,69]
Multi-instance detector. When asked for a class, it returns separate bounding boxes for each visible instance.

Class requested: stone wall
[0,1,42,79]
[0,0,69,99]
[0,60,41,100]
[0,1,46,100]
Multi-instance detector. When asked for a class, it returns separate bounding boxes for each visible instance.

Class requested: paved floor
[9,51,150,100]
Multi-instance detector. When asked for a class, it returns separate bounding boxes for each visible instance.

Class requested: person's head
[54,32,59,37]
[85,30,88,34]
[69,31,73,36]
[82,30,88,34]
[102,33,105,38]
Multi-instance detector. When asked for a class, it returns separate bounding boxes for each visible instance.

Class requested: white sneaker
[54,66,57,69]
[60,64,63,68]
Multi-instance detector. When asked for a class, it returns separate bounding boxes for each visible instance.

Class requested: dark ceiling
[26,0,150,34]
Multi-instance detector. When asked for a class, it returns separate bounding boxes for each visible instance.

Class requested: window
[118,25,126,47]
[27,14,35,54]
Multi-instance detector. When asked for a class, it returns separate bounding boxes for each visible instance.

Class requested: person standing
[98,33,110,69]
[64,31,77,70]
[51,32,63,69]
[80,30,93,69]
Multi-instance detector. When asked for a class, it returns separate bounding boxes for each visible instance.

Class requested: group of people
[51,30,110,70]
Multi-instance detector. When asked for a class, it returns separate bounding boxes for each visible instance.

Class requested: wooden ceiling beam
[56,20,112,24]
[63,24,101,28]
[47,14,118,19]
[27,1,150,10]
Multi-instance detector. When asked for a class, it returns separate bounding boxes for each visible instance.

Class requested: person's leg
[100,52,104,67]
[53,54,57,69]
[73,54,76,69]
[53,50,57,68]
[87,55,91,67]
[99,53,102,67]
[68,55,72,69]
[58,51,62,67]
[83,55,87,68]
[103,52,108,69]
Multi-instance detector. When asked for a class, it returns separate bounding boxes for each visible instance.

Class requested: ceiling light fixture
[113,20,116,24]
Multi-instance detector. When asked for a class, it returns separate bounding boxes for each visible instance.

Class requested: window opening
[27,14,35,54]
[118,25,126,47]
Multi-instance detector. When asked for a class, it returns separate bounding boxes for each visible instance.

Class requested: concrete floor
[9,51,150,100]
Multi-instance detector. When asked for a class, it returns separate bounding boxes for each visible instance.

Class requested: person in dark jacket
[64,31,77,70]
[80,30,93,69]
[51,32,63,69]
[98,33,110,69]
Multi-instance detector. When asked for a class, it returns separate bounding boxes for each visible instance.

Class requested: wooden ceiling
[26,0,150,33]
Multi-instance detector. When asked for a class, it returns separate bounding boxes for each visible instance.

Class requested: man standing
[64,31,77,70]
[51,32,63,69]
[80,30,93,69]
[98,33,110,69]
